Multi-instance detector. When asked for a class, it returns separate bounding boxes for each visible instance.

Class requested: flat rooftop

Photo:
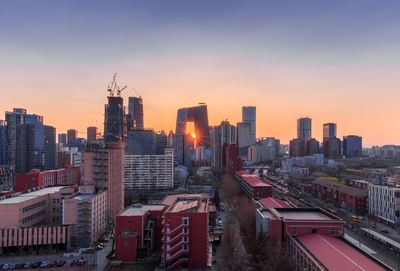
[171,199,200,213]
[119,204,166,217]
[297,234,389,271]
[0,186,65,204]
[276,208,334,221]
[235,170,271,188]
[313,178,368,197]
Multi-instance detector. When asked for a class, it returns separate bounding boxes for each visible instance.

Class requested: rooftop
[119,203,166,216]
[170,199,200,213]
[0,186,65,204]
[296,234,389,271]
[235,170,272,187]
[258,197,293,209]
[313,178,368,197]
[275,208,340,221]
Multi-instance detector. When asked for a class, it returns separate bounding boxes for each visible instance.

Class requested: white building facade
[368,184,400,229]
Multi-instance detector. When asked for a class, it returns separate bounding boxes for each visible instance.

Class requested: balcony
[167,257,188,271]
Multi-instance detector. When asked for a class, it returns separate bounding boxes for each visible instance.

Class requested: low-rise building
[368,182,400,230]
[234,170,272,199]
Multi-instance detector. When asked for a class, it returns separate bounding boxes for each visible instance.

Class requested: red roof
[259,197,292,209]
[235,171,272,188]
[297,234,387,271]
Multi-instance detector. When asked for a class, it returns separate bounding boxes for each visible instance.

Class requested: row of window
[22,200,46,213]
[22,210,45,224]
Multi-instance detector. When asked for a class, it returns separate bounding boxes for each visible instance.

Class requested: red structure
[115,204,167,262]
[258,197,293,209]
[225,144,242,173]
[234,170,272,199]
[312,178,368,214]
[290,234,393,271]
[161,195,210,270]
[14,167,80,192]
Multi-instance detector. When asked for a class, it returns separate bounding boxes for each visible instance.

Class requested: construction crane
[107,73,117,96]
[132,88,142,98]
[117,85,127,96]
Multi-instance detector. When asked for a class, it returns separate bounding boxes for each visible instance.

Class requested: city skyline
[1,0,400,145]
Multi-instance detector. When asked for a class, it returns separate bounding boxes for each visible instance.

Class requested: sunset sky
[1,0,400,146]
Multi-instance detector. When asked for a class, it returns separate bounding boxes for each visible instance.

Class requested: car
[31,262,41,268]
[15,264,24,269]
[40,262,49,268]
[95,245,103,250]
[1,264,10,270]
[70,260,79,267]
[380,229,389,234]
[8,264,16,270]
[48,261,57,267]
[56,260,65,267]
[77,258,87,266]
[23,263,32,269]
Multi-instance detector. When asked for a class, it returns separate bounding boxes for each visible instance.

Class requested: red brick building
[234,170,272,199]
[115,204,167,262]
[161,195,210,270]
[312,178,368,214]
[15,167,80,192]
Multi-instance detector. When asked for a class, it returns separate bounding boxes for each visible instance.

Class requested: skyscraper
[104,96,127,145]
[126,129,156,155]
[297,117,312,140]
[87,126,98,143]
[58,133,67,145]
[67,129,77,145]
[343,135,362,158]
[237,122,253,156]
[128,96,144,130]
[323,123,337,139]
[5,108,46,173]
[242,106,256,143]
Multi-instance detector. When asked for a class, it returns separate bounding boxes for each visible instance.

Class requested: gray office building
[128,96,144,130]
[343,135,362,158]
[297,117,312,140]
[126,130,156,155]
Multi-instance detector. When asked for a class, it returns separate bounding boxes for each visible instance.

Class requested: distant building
[323,123,337,139]
[173,133,194,169]
[104,96,127,145]
[248,137,280,163]
[44,125,56,170]
[297,117,312,140]
[242,106,256,144]
[124,149,174,191]
[237,122,253,156]
[127,96,144,130]
[56,147,81,168]
[58,133,67,145]
[87,126,98,143]
[306,138,320,155]
[343,135,362,158]
[323,137,341,159]
[126,129,156,155]
[156,131,168,155]
[175,104,210,147]
[210,120,236,170]
[67,129,77,145]
[369,182,400,229]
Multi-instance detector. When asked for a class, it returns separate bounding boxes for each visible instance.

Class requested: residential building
[56,147,81,168]
[115,203,167,262]
[124,149,174,191]
[237,122,253,156]
[369,182,400,230]
[63,190,107,248]
[161,195,210,270]
[343,135,362,158]
[248,137,280,163]
[210,120,236,170]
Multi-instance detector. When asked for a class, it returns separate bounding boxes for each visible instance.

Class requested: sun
[192,133,196,138]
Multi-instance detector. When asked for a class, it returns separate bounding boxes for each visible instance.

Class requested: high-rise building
[0,120,7,165]
[323,137,341,159]
[5,108,47,173]
[67,129,77,145]
[128,96,144,130]
[104,95,127,145]
[58,133,67,145]
[343,135,362,158]
[155,131,168,155]
[124,149,174,191]
[82,142,125,219]
[43,125,56,170]
[126,129,156,155]
[242,106,256,143]
[210,120,236,170]
[87,126,98,143]
[323,123,337,139]
[297,117,312,140]
[175,104,210,147]
[237,122,253,156]
[173,134,194,169]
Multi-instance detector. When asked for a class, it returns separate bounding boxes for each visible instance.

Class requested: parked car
[31,262,41,268]
[70,260,79,267]
[48,261,57,267]
[23,263,32,269]
[40,262,49,268]
[56,260,66,267]
[77,258,87,266]
[15,264,24,269]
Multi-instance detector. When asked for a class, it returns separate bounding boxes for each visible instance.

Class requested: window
[183,228,188,234]
[182,217,189,225]
[312,228,317,234]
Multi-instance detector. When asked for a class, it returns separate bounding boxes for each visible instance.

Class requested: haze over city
[1,0,400,145]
